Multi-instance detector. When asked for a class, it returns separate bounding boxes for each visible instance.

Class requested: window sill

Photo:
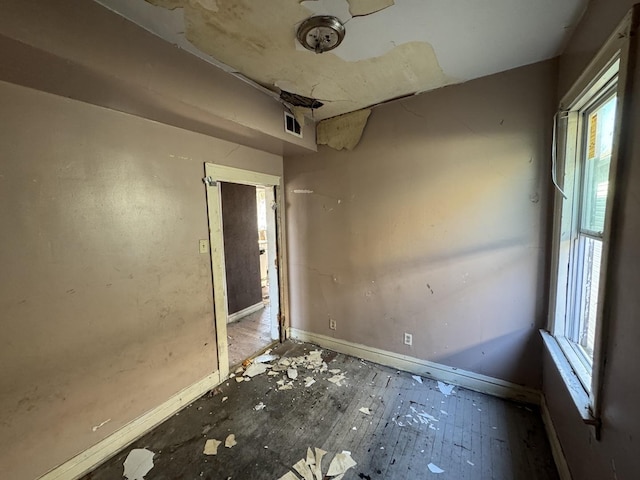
[540,330,598,428]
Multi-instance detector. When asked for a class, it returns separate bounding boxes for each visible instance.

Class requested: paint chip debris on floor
[82,341,560,480]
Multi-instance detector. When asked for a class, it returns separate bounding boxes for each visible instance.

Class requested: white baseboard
[541,396,572,480]
[288,328,540,405]
[38,371,221,480]
[228,302,264,323]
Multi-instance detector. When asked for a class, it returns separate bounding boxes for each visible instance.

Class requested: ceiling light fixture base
[297,15,345,54]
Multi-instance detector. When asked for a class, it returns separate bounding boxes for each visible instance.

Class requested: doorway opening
[204,164,282,380]
[221,183,275,367]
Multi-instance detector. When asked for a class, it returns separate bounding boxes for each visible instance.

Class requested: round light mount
[297,15,345,54]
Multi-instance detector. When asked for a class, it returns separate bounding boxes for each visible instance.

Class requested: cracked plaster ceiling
[96,0,588,122]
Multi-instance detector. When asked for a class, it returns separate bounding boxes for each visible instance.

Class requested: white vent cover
[284,111,303,138]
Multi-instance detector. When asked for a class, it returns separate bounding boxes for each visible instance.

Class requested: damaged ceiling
[96,0,587,122]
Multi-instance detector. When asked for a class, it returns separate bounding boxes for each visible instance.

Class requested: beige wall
[0,80,282,479]
[0,0,316,156]
[543,2,640,478]
[284,60,557,388]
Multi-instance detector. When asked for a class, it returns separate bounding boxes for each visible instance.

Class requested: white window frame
[544,7,638,435]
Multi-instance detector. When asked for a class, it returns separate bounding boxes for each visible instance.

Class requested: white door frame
[204,163,282,380]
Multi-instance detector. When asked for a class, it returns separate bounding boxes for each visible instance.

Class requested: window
[553,76,618,392]
[545,7,637,429]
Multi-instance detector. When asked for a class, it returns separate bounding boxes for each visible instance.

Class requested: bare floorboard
[227,303,272,368]
[83,342,559,480]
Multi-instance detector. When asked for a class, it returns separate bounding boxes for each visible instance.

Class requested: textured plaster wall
[0,81,282,480]
[543,1,640,479]
[284,60,556,389]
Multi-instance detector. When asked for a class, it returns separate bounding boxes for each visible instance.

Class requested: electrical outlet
[329,319,337,330]
[404,332,413,346]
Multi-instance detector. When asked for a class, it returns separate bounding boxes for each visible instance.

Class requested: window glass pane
[576,236,603,363]
[581,95,616,234]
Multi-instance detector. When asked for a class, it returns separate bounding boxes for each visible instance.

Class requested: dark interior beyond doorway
[220,182,263,315]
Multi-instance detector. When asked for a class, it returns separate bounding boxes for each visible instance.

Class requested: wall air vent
[284,111,303,138]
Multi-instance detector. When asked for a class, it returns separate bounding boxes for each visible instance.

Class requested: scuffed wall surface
[285,60,556,388]
[0,81,282,480]
[544,2,640,479]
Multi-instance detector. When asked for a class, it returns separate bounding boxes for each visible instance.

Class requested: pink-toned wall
[284,60,557,389]
[543,1,640,478]
[0,3,294,478]
[0,80,282,479]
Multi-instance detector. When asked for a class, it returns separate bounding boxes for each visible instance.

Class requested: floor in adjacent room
[83,342,558,480]
[227,302,273,368]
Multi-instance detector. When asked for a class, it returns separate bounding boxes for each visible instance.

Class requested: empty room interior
[1,0,640,479]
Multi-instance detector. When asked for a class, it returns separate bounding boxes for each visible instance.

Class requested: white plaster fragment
[244,362,270,377]
[203,439,221,455]
[306,447,316,466]
[293,189,314,194]
[437,381,455,396]
[268,370,280,376]
[467,460,475,466]
[288,368,299,380]
[235,376,244,383]
[225,434,237,448]
[278,472,299,480]
[92,419,111,432]
[254,353,279,363]
[222,396,228,402]
[359,407,372,415]
[428,463,445,474]
[123,448,155,480]
[327,373,346,386]
[440,410,448,415]
[411,375,423,384]
[329,369,341,374]
[326,452,357,476]
[305,377,316,387]
[293,458,314,480]
[254,402,266,411]
[313,448,327,480]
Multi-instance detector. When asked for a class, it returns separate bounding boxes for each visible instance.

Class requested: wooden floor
[84,342,558,480]
[227,302,273,367]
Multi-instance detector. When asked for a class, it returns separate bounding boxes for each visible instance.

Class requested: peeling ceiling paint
[317,109,371,151]
[95,0,588,121]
